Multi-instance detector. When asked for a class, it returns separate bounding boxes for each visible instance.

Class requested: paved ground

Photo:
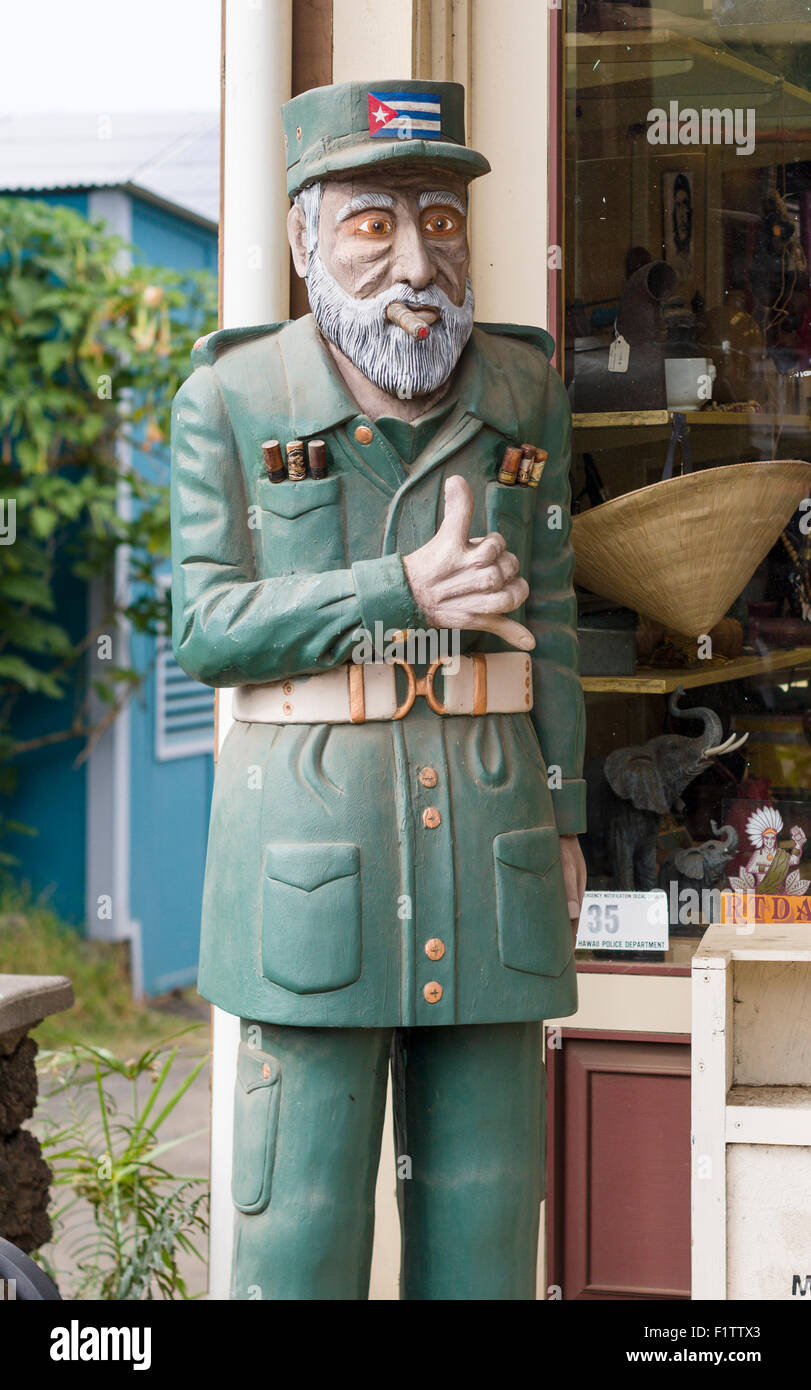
[33,996,212,1300]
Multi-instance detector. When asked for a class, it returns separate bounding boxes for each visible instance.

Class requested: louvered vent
[154,631,215,761]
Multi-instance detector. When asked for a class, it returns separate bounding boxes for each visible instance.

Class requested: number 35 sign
[575,890,669,952]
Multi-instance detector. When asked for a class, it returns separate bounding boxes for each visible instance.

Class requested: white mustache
[312,272,451,322]
[305,251,474,399]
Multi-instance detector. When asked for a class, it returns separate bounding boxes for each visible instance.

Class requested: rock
[0,1035,38,1135]
[0,1130,52,1253]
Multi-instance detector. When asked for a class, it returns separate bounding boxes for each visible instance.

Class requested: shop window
[563,0,811,960]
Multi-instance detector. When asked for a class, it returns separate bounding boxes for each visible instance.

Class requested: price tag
[607,332,630,373]
[575,890,669,952]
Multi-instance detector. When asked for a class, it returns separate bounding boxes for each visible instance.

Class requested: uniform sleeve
[526,365,587,836]
[170,364,423,686]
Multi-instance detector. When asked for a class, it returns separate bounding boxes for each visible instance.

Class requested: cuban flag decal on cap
[368,91,441,141]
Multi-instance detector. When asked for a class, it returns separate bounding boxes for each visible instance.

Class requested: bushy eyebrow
[335,192,395,223]
[418,190,467,216]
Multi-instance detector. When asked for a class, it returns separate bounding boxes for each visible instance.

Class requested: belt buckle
[392,658,446,720]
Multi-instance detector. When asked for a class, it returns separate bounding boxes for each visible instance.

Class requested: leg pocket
[494,826,573,977]
[261,842,362,994]
[232,1042,281,1215]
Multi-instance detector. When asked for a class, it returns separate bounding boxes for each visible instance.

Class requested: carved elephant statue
[603,688,748,891]
[657,821,739,896]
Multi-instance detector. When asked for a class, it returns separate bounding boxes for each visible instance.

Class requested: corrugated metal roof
[0,111,219,224]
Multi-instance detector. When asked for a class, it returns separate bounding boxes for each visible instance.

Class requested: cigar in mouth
[386,301,440,340]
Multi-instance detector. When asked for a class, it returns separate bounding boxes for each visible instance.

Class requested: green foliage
[37,1032,209,1300]
[0,196,216,850]
[0,884,194,1052]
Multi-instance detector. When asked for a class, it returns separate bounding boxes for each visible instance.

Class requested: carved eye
[422,208,460,238]
[355,215,393,236]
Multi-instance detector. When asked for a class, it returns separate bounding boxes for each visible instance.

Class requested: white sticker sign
[575,890,669,952]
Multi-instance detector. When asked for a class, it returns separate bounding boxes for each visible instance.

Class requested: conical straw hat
[572,459,811,638]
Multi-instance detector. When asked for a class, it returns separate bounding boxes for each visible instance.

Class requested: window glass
[564,0,811,958]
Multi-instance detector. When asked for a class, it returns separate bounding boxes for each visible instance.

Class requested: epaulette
[476,321,556,362]
[190,322,290,366]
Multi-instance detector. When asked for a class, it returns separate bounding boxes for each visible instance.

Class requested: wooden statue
[170,79,587,1300]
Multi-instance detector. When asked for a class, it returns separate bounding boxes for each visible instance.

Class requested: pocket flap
[493,826,560,878]
[258,474,341,519]
[236,1042,281,1094]
[265,842,360,893]
[486,479,536,529]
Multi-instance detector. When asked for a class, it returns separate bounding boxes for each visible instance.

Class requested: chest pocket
[486,480,536,572]
[257,474,346,576]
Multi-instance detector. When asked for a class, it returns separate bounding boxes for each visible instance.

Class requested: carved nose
[392,223,434,291]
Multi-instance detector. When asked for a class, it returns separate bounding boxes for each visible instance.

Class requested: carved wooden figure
[170,79,587,1300]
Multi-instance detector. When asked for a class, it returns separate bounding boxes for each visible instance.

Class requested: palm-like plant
[37,1028,208,1300]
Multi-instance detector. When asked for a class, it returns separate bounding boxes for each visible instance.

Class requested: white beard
[304,249,475,400]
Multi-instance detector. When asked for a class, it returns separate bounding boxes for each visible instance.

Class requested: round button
[425,938,445,961]
[419,767,438,789]
[424,981,443,1003]
[354,424,374,445]
[261,1063,271,1080]
[423,807,441,829]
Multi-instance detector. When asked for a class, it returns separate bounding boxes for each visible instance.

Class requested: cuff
[551,779,587,836]
[351,554,424,646]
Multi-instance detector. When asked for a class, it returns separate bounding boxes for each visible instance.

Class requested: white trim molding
[210,0,294,1302]
[85,191,135,958]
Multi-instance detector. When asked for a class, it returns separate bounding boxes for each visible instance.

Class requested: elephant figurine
[603,688,748,891]
[657,821,739,908]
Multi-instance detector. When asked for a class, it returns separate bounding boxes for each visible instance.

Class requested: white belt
[232,653,533,725]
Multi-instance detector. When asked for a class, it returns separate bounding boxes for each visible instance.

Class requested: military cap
[282,79,490,197]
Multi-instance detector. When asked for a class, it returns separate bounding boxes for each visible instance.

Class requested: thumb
[438,475,474,549]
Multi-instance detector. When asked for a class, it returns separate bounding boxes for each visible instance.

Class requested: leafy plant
[0,196,216,858]
[0,884,192,1052]
[37,1029,209,1299]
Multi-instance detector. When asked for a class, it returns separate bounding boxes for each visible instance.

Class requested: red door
[546,1032,691,1300]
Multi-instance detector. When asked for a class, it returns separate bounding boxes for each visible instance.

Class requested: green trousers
[230,1019,546,1300]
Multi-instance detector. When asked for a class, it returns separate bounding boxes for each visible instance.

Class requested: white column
[468,0,550,328]
[210,0,292,1301]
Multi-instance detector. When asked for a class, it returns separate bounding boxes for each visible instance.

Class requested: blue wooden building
[1,113,219,996]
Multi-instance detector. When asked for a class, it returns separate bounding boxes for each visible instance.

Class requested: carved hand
[402,476,535,652]
[560,834,587,926]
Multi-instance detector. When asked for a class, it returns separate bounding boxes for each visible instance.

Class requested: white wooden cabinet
[692,922,811,1300]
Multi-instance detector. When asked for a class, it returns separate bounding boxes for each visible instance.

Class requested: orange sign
[719,892,811,924]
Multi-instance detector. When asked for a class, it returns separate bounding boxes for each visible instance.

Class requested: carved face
[290,167,475,399]
[317,168,471,306]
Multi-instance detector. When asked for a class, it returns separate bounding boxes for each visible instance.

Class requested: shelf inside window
[581,646,811,694]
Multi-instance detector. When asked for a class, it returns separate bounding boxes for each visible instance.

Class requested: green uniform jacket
[170,314,585,1027]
